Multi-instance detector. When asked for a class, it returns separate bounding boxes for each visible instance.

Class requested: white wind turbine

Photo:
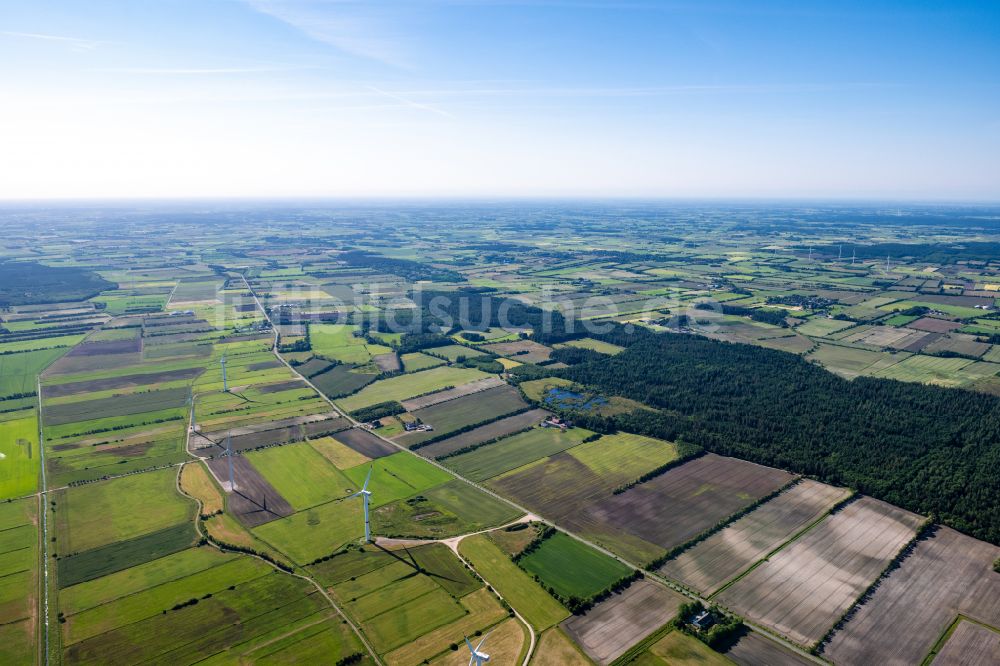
[349,465,374,543]
[465,632,491,666]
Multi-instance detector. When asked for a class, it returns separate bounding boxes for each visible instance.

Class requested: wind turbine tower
[838,244,843,261]
[465,633,491,666]
[349,466,374,543]
[852,248,856,265]
[225,432,236,492]
[221,354,228,392]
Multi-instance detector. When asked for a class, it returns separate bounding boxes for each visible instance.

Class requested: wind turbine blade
[468,654,475,666]
[362,464,373,491]
[475,629,492,651]
[347,491,362,499]
[464,636,475,654]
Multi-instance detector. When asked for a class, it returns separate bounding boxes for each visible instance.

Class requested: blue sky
[1,0,998,199]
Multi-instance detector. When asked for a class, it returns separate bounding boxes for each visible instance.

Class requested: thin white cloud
[244,0,410,68]
[0,30,105,51]
[93,66,304,75]
[366,85,455,118]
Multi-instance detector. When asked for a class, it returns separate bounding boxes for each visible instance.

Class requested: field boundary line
[646,475,801,571]
[814,516,933,656]
[708,488,857,600]
[36,376,52,666]
[917,613,1000,666]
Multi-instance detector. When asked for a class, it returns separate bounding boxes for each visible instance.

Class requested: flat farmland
[931,621,1000,666]
[425,344,486,361]
[43,386,190,426]
[565,454,795,559]
[0,499,37,665]
[642,630,732,666]
[459,533,569,631]
[717,496,925,648]
[660,479,850,595]
[561,579,685,665]
[337,366,489,412]
[532,628,592,666]
[399,376,505,411]
[482,339,553,363]
[253,497,362,564]
[518,531,632,601]
[246,442,354,510]
[0,413,39,499]
[382,588,508,666]
[332,427,398,458]
[426,617,526,666]
[395,384,528,447]
[342,451,453,508]
[205,456,295,527]
[723,631,816,666]
[53,467,194,554]
[443,426,593,482]
[416,408,548,459]
[824,526,1000,665]
[485,430,681,521]
[62,569,331,665]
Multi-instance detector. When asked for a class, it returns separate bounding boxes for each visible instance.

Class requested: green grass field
[444,426,593,482]
[567,432,678,481]
[337,366,489,412]
[0,499,37,665]
[0,413,39,499]
[400,352,446,372]
[62,567,327,664]
[311,324,391,365]
[253,498,362,564]
[247,442,354,510]
[559,338,626,355]
[59,546,232,615]
[518,531,632,601]
[54,467,195,554]
[343,452,453,508]
[64,556,269,645]
[460,533,569,630]
[0,348,67,397]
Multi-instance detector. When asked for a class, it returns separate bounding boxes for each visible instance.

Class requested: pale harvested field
[723,631,816,666]
[825,526,1000,666]
[428,617,526,666]
[531,627,593,666]
[400,376,505,411]
[660,479,849,595]
[560,579,685,665]
[717,496,924,648]
[568,454,795,555]
[932,621,1000,666]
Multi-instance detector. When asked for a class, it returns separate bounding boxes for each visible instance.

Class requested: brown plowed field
[332,428,398,459]
[717,496,925,649]
[566,454,795,555]
[660,479,850,595]
[931,621,1000,666]
[206,456,294,527]
[43,367,203,397]
[824,526,1000,665]
[723,631,816,666]
[560,579,685,665]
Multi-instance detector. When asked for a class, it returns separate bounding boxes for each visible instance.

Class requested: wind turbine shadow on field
[372,543,464,587]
